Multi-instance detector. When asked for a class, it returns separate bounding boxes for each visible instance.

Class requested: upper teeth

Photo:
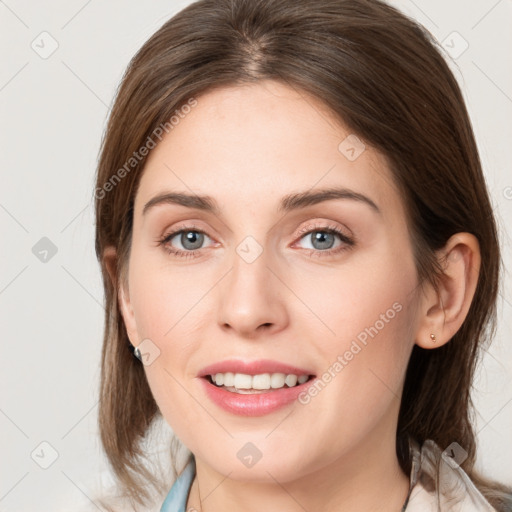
[210,372,309,390]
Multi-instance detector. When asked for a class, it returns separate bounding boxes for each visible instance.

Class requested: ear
[102,246,139,346]
[415,233,481,349]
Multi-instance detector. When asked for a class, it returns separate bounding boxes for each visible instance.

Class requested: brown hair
[94,0,511,509]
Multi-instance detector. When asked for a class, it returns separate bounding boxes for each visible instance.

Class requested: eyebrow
[279,187,380,214]
[142,186,380,216]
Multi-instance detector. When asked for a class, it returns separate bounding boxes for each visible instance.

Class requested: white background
[1,1,511,510]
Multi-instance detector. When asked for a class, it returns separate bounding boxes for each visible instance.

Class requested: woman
[93,0,512,510]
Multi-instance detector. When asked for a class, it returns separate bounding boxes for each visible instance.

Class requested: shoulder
[405,439,497,512]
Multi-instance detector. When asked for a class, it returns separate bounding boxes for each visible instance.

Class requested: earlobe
[415,233,481,349]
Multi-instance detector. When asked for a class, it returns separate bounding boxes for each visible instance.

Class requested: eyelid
[292,220,354,243]
[159,220,213,240]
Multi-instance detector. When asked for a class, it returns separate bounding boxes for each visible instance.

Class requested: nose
[216,245,289,338]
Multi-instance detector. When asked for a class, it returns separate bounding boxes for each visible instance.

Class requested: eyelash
[156,223,355,259]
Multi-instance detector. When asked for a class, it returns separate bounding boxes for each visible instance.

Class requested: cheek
[289,243,417,357]
[126,245,227,422]
[284,252,418,455]
[128,248,207,341]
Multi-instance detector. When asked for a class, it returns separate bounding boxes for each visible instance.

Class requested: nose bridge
[216,236,287,335]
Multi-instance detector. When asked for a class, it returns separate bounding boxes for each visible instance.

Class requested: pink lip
[197,359,317,417]
[197,359,314,377]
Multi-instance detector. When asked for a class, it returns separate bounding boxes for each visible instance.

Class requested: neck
[187,428,410,512]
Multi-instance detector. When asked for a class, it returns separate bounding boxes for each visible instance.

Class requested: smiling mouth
[204,372,315,394]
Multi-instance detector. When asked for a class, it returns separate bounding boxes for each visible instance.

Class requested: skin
[104,79,481,511]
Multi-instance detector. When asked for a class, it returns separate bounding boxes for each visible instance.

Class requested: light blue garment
[160,457,196,512]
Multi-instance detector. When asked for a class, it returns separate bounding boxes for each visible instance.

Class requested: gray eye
[299,231,340,251]
[310,231,335,250]
[175,231,205,250]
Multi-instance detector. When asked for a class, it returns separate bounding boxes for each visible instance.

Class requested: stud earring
[430,333,436,343]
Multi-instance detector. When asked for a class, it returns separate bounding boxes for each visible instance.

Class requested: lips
[197,359,317,416]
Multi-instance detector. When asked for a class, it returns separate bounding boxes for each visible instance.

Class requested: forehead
[134,80,401,220]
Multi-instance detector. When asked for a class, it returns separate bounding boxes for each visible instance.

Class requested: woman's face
[120,80,423,482]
